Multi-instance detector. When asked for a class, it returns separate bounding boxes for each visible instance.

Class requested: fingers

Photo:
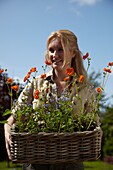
[5,136,11,160]
[4,119,14,160]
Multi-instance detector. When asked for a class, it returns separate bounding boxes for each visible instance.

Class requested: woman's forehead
[49,37,62,47]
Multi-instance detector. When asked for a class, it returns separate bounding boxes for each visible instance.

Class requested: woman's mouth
[52,59,62,64]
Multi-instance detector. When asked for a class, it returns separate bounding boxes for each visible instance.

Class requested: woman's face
[48,37,74,71]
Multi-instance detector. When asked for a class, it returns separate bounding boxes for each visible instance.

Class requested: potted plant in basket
[1,53,113,164]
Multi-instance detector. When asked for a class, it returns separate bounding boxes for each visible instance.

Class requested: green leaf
[0,120,7,124]
[3,109,11,116]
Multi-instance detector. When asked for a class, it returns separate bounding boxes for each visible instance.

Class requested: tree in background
[0,68,24,161]
[89,70,113,160]
[101,105,113,158]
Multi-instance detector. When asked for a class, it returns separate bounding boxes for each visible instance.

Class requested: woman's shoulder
[32,69,53,87]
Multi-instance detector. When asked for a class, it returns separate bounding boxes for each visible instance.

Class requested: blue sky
[0,0,113,105]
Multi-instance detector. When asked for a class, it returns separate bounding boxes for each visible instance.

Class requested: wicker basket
[10,127,101,164]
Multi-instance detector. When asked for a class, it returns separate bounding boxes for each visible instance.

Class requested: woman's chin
[53,64,63,70]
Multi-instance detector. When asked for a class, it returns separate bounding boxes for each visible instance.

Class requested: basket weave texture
[11,127,101,164]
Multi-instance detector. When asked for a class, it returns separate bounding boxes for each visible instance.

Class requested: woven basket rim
[11,126,101,136]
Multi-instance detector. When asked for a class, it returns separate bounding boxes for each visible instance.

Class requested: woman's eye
[58,48,63,52]
[49,47,63,54]
[49,48,54,53]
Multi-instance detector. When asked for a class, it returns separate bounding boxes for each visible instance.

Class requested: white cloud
[69,0,102,6]
[71,8,82,16]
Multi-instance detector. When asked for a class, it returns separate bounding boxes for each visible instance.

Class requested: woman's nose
[53,50,58,57]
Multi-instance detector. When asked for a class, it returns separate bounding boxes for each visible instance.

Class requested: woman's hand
[4,123,11,160]
[4,115,14,160]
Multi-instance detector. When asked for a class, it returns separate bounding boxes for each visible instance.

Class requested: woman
[4,29,97,170]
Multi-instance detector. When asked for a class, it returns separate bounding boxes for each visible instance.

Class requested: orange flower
[45,60,52,65]
[34,94,39,99]
[64,77,69,81]
[23,76,27,82]
[27,71,31,75]
[79,75,84,83]
[66,68,74,76]
[30,67,37,73]
[104,68,112,73]
[34,89,39,99]
[40,74,46,79]
[11,85,19,91]
[23,74,30,82]
[7,78,13,84]
[35,89,39,95]
[83,52,89,60]
[0,69,4,74]
[96,87,102,94]
[108,62,113,66]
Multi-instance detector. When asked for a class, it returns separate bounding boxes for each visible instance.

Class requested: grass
[0,160,113,170]
[84,161,113,170]
[0,161,22,170]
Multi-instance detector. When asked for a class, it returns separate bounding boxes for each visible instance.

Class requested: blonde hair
[45,29,87,78]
